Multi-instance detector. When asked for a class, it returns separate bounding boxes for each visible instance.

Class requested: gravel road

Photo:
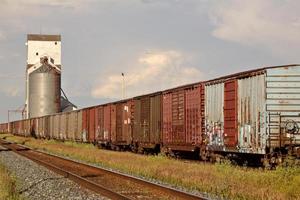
[0,149,108,200]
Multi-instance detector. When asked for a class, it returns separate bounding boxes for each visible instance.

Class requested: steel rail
[0,139,207,200]
[0,139,130,200]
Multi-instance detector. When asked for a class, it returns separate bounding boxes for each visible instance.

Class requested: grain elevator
[25,34,62,118]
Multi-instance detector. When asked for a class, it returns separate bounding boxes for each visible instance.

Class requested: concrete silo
[25,34,62,118]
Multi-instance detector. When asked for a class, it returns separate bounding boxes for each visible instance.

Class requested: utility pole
[121,73,125,99]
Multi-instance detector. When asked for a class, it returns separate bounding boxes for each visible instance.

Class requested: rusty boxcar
[162,83,205,154]
[82,106,97,143]
[203,65,300,164]
[133,92,162,153]
[95,104,112,148]
[109,100,134,150]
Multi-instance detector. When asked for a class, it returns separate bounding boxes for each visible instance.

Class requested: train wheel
[199,147,209,161]
[161,147,170,157]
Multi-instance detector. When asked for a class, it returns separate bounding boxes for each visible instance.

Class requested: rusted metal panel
[82,108,88,142]
[95,106,104,142]
[40,117,45,138]
[44,116,50,139]
[140,97,150,143]
[88,107,96,143]
[172,89,185,144]
[266,66,300,147]
[116,103,123,143]
[224,80,238,147]
[25,119,31,136]
[185,84,203,145]
[162,93,172,144]
[60,113,67,140]
[205,83,224,149]
[49,115,54,139]
[162,84,204,150]
[103,105,111,142]
[67,112,77,141]
[31,118,38,137]
[77,110,83,141]
[149,94,162,144]
[113,101,134,145]
[0,123,5,133]
[133,97,150,143]
[53,114,60,139]
[237,74,266,153]
[124,101,134,144]
[133,99,141,143]
[133,93,162,147]
[35,118,40,137]
[110,104,117,143]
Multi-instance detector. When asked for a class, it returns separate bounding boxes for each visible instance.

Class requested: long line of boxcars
[1,64,300,166]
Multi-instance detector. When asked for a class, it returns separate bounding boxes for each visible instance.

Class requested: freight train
[1,64,300,167]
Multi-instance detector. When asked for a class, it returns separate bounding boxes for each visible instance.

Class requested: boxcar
[203,65,300,163]
[82,106,96,143]
[110,100,134,150]
[66,111,76,141]
[95,105,106,147]
[162,83,205,154]
[133,92,162,153]
[95,104,114,148]
[0,123,7,133]
[60,113,68,140]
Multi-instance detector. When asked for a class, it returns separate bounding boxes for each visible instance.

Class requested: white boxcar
[205,65,300,155]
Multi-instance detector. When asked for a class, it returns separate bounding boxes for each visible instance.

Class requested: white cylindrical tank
[28,64,61,118]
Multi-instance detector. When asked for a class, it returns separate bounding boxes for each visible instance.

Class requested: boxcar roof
[205,64,300,85]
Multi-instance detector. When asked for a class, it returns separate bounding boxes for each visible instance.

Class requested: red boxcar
[95,104,112,148]
[82,106,96,143]
[162,83,205,153]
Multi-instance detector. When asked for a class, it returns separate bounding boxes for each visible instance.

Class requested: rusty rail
[0,139,207,200]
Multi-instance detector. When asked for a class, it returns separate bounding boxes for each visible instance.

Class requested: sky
[0,0,299,122]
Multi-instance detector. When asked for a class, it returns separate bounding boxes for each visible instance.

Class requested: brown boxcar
[110,104,117,146]
[88,107,96,143]
[25,119,31,137]
[82,107,96,143]
[162,83,204,153]
[0,123,7,133]
[111,100,134,149]
[82,108,88,142]
[95,105,113,147]
[133,92,161,152]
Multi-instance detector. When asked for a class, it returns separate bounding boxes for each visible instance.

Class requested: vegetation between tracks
[0,161,22,200]
[1,133,300,200]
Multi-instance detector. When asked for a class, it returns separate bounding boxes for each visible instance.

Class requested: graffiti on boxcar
[205,120,224,148]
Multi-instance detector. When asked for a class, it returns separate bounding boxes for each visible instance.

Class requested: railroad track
[0,139,207,200]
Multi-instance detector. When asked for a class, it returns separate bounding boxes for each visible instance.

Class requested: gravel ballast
[0,149,107,200]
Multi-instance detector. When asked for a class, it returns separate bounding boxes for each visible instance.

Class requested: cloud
[0,86,20,97]
[0,31,6,41]
[1,0,90,9]
[209,0,300,56]
[91,50,203,99]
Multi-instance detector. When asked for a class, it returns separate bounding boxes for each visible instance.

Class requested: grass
[1,133,300,200]
[0,162,22,200]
